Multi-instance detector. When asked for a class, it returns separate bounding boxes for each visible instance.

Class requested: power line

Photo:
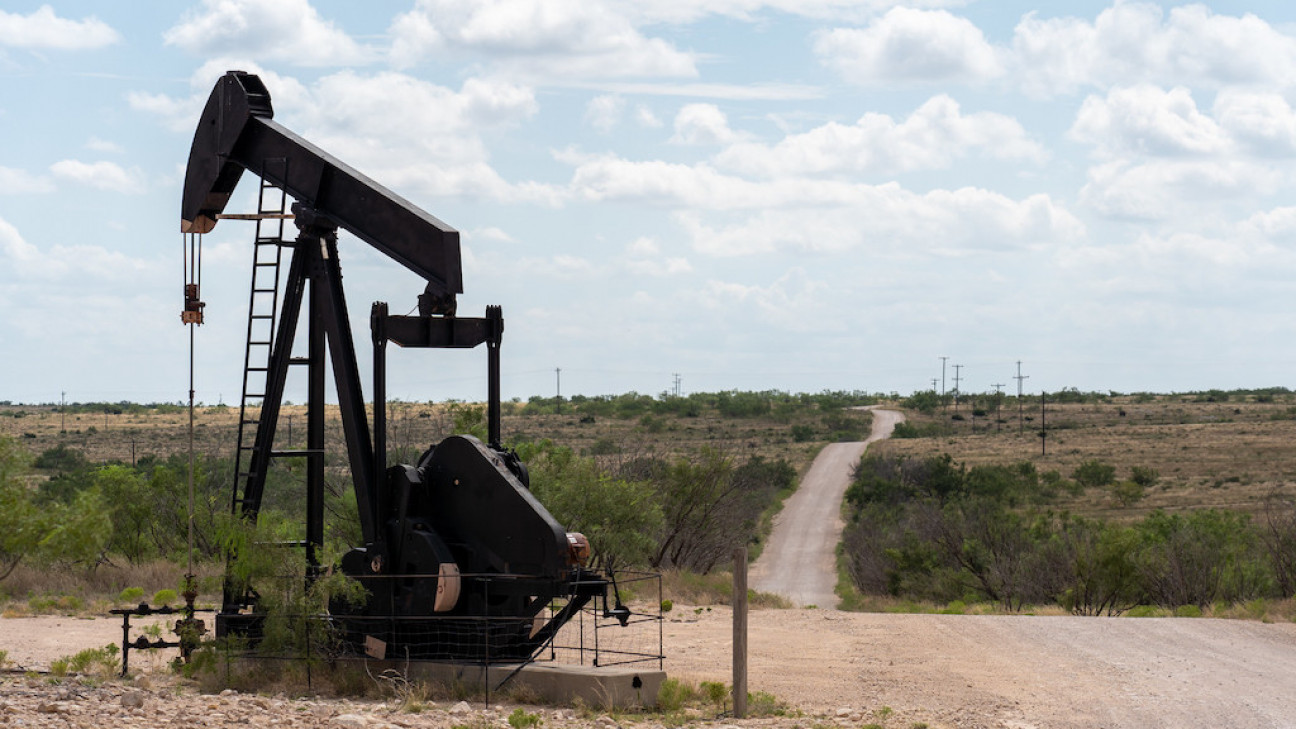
[939,356,949,410]
[952,364,963,412]
[1015,361,1029,434]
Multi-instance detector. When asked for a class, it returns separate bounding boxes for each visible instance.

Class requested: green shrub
[699,680,728,707]
[657,678,697,712]
[745,690,787,717]
[1072,460,1116,488]
[1130,466,1159,488]
[507,708,542,728]
[119,587,145,604]
[50,643,119,677]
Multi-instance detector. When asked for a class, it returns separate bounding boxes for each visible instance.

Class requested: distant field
[0,399,843,477]
[876,394,1296,521]
[11,392,1292,523]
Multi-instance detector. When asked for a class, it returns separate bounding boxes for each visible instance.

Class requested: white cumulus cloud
[1070,85,1229,158]
[585,95,626,133]
[0,166,54,194]
[389,0,697,79]
[164,0,373,66]
[0,5,119,50]
[717,94,1044,177]
[49,160,146,194]
[1014,3,1296,97]
[815,7,1004,85]
[671,104,745,146]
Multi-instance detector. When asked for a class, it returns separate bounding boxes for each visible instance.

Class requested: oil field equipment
[181,70,612,661]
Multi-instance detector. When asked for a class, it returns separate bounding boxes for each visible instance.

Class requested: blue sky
[4,0,1296,405]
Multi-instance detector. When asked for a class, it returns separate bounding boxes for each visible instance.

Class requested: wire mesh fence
[213,570,663,674]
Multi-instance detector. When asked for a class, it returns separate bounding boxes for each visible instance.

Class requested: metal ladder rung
[233,162,289,519]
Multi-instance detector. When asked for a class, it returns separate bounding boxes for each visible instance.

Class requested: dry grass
[878,394,1296,521]
[4,402,830,477]
[0,559,221,614]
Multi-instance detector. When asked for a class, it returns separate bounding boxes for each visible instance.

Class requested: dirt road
[8,608,1296,728]
[749,407,905,607]
[663,606,1296,729]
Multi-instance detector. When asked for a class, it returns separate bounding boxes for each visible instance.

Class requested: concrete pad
[361,659,665,709]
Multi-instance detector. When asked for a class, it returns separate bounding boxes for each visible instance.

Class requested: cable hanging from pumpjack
[178,231,204,660]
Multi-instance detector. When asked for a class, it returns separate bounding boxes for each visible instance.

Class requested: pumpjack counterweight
[183,70,606,661]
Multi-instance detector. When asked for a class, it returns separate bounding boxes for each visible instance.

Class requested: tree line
[0,431,796,586]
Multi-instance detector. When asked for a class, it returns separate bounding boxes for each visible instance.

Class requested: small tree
[1071,460,1116,488]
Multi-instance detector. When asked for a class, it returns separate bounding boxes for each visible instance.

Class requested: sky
[4,0,1296,406]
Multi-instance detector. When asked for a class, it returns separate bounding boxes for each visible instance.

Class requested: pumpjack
[182,71,607,661]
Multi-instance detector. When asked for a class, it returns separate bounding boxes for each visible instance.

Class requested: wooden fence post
[733,547,748,718]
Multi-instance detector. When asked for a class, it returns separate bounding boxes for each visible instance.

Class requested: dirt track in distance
[749,407,905,607]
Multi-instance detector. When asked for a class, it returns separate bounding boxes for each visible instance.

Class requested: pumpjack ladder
[231,159,290,519]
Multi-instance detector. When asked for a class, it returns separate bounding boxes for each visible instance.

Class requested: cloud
[585,95,626,133]
[1065,83,1296,220]
[389,0,697,79]
[815,7,1003,85]
[1014,3,1296,97]
[698,268,837,333]
[164,0,372,66]
[85,137,125,154]
[1214,90,1296,157]
[623,236,692,276]
[1077,159,1276,221]
[634,104,663,128]
[670,104,744,146]
[1070,85,1229,158]
[0,166,54,194]
[675,186,1082,258]
[49,160,146,194]
[717,94,1043,177]
[133,66,555,204]
[0,5,119,50]
[614,0,968,25]
[0,216,157,282]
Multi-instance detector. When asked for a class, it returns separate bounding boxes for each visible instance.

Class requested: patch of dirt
[5,610,1296,728]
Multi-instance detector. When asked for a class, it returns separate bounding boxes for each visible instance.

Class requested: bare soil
[5,609,1296,728]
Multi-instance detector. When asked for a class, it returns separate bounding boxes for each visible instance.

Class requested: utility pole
[60,390,66,433]
[992,383,1005,433]
[939,356,949,410]
[1014,361,1029,434]
[673,373,682,397]
[952,364,963,412]
[555,367,562,414]
[930,378,938,392]
[1040,392,1047,455]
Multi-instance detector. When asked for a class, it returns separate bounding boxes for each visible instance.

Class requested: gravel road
[7,609,1296,728]
[749,407,905,607]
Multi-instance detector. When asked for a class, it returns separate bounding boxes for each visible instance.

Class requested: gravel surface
[6,609,1296,728]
